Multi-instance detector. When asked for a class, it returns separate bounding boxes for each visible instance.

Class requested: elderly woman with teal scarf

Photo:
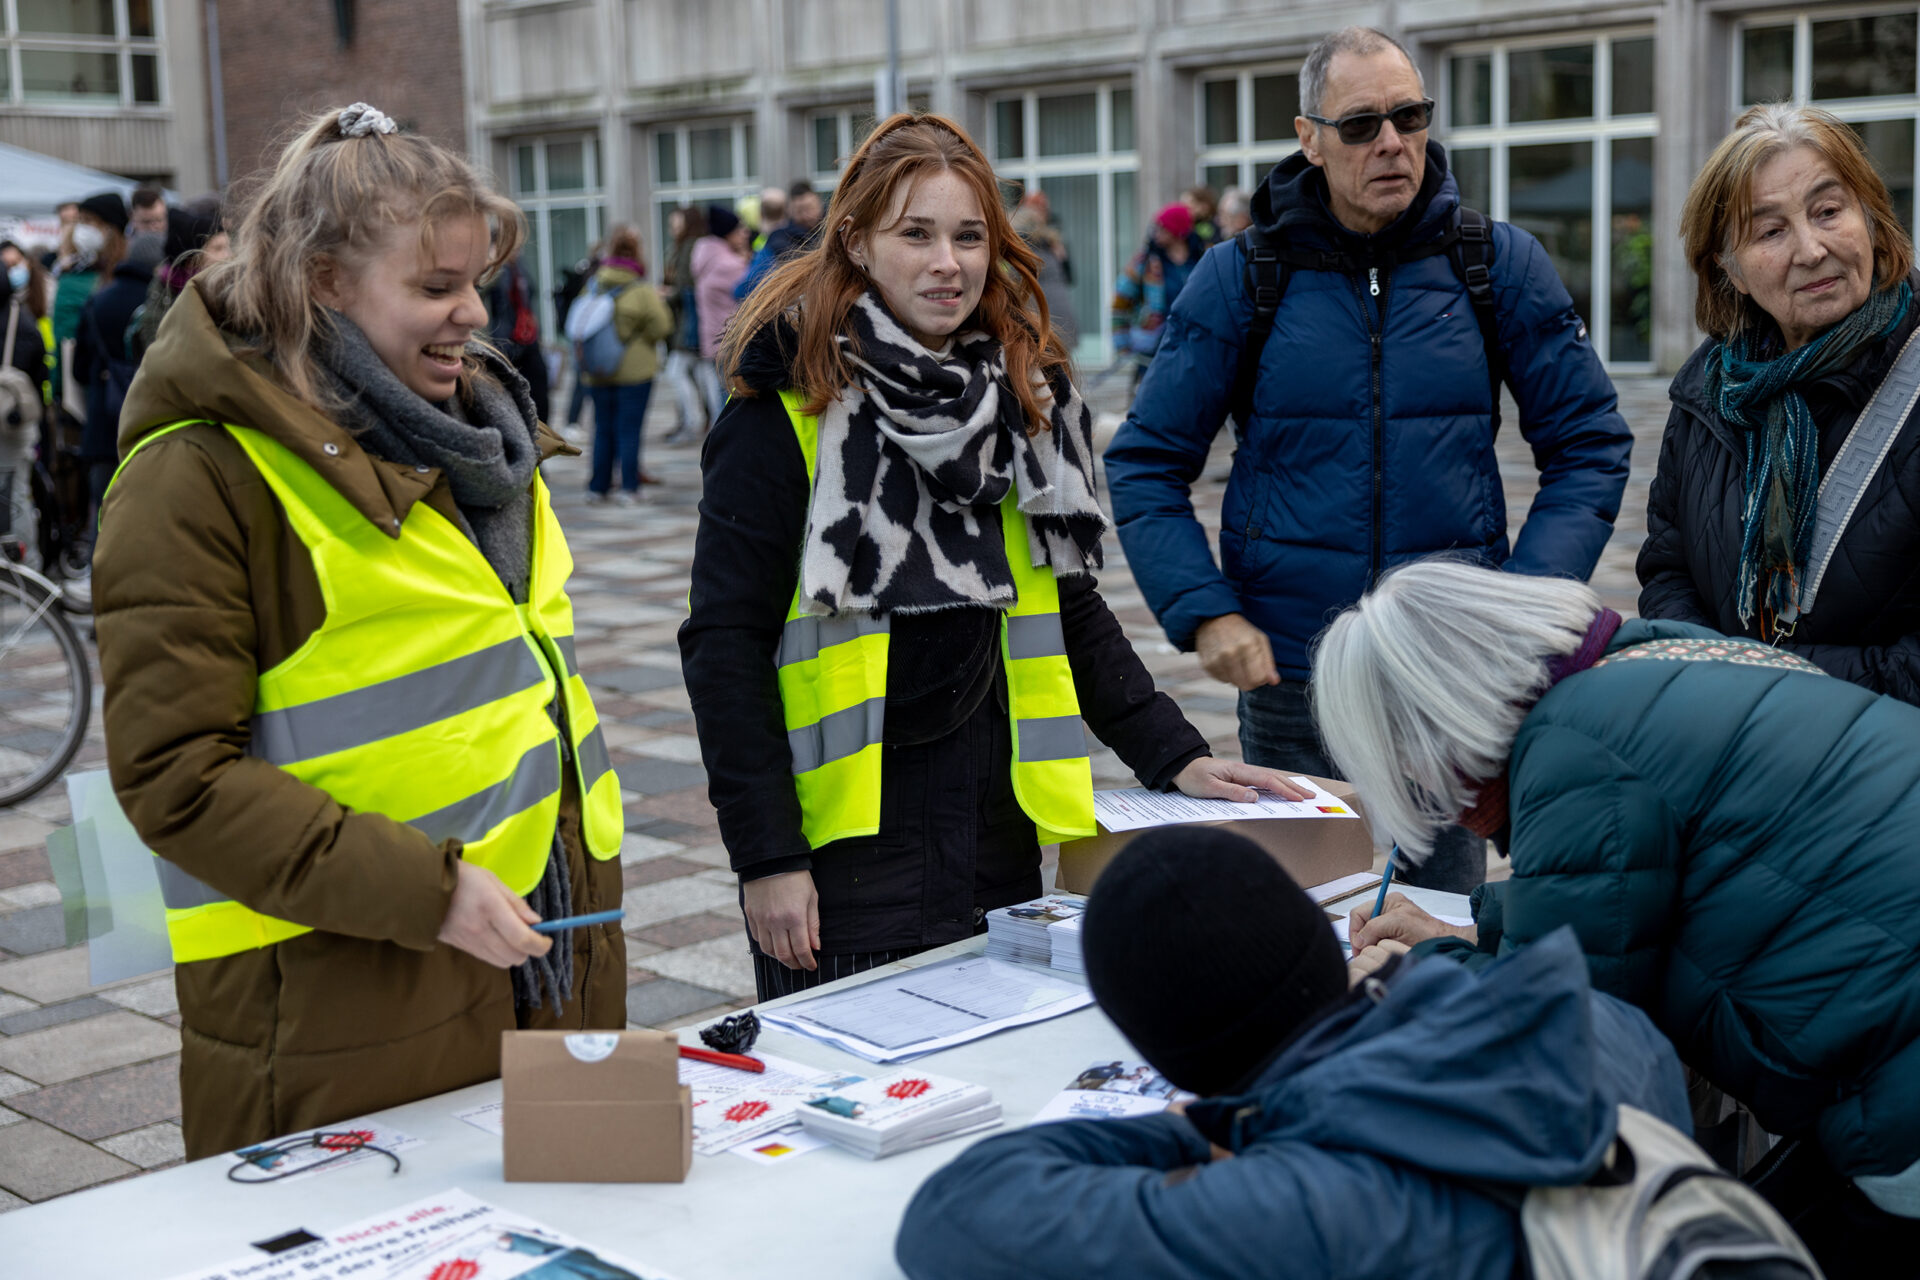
[1638,103,1920,703]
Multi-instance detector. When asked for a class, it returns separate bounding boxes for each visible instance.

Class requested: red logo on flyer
[886,1078,932,1100]
[428,1261,480,1280]
[316,1129,373,1150]
[725,1099,771,1124]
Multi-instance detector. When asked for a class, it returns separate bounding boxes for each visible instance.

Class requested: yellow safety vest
[776,390,1096,847]
[110,420,624,964]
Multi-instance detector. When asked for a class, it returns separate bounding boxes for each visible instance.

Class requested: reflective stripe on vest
[109,420,623,963]
[775,390,1095,847]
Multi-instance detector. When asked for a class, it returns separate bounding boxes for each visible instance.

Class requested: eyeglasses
[1305,99,1436,146]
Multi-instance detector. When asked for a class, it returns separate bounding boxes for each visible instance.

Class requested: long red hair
[720,112,1070,432]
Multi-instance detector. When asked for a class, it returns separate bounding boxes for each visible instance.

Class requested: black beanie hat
[707,204,741,239]
[1081,827,1349,1098]
[77,191,129,234]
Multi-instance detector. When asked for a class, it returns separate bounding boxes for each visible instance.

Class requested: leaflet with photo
[1029,1060,1194,1125]
[165,1188,675,1280]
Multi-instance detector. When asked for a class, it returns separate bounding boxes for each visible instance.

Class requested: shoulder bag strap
[1797,322,1920,617]
[1447,207,1507,437]
[2,300,18,369]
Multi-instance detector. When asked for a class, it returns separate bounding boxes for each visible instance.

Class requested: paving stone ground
[0,370,1669,1209]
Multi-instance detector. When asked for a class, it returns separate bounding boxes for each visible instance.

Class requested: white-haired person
[1320,558,1920,1271]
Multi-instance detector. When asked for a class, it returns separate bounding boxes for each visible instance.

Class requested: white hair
[1299,26,1423,119]
[1311,559,1601,860]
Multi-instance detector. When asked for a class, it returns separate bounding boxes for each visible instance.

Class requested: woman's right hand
[438,860,551,968]
[744,869,820,971]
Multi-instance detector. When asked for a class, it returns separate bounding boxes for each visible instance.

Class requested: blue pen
[530,908,626,934]
[1368,847,1400,923]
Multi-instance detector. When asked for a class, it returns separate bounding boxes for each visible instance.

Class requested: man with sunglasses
[1105,26,1631,894]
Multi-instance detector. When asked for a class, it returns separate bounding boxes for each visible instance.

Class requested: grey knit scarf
[313,314,573,1012]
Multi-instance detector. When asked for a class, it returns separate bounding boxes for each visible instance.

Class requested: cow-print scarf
[799,290,1107,617]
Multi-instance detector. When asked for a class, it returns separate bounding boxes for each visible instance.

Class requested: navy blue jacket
[896,929,1690,1280]
[1105,145,1632,677]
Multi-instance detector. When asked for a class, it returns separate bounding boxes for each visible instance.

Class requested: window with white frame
[1442,33,1658,365]
[806,98,929,196]
[509,134,607,341]
[651,118,759,272]
[2,0,164,107]
[988,83,1137,362]
[1196,66,1301,194]
[1737,9,1919,229]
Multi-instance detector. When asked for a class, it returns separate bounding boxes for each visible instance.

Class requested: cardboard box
[1057,776,1375,896]
[502,1029,691,1183]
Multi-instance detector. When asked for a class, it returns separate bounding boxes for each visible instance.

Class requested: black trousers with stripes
[752,947,927,1001]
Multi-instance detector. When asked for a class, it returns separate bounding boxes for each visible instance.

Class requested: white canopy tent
[0,140,145,219]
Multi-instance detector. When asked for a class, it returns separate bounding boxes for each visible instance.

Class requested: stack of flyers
[796,1070,1000,1159]
[1028,1060,1193,1124]
[985,895,1086,968]
[1048,912,1084,974]
[683,1050,867,1157]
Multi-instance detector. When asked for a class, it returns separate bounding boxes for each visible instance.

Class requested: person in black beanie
[896,828,1694,1280]
[1081,827,1347,1097]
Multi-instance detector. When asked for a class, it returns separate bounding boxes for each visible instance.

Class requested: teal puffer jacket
[1432,617,1920,1180]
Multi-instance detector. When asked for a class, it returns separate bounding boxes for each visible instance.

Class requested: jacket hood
[1251,138,1458,258]
[1186,928,1621,1186]
[120,281,569,534]
[594,263,642,288]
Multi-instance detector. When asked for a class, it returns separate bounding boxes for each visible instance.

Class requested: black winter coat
[74,259,153,461]
[1638,298,1920,704]
[679,331,1209,953]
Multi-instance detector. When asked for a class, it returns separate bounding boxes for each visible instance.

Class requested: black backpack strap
[1230,226,1287,431]
[1447,206,1508,437]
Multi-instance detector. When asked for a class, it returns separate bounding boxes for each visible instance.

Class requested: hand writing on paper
[744,869,820,971]
[1349,893,1477,951]
[438,860,551,968]
[1173,758,1314,803]
[1194,614,1280,691]
[1347,938,1410,987]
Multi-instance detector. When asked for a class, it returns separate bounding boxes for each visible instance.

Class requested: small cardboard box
[1057,776,1375,896]
[502,1029,691,1183]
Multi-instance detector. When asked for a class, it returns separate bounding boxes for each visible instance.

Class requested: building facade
[459,0,1920,372]
[0,0,213,191]
[211,0,468,185]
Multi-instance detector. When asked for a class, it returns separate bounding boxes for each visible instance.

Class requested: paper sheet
[685,1051,867,1156]
[455,1101,504,1136]
[165,1188,674,1280]
[729,1125,831,1165]
[763,956,1094,1062]
[1029,1061,1192,1125]
[226,1121,422,1184]
[1091,778,1359,833]
[1304,870,1382,905]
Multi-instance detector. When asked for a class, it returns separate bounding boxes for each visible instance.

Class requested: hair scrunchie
[338,103,398,138]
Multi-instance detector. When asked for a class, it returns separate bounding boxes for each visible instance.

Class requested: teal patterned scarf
[1707,281,1910,632]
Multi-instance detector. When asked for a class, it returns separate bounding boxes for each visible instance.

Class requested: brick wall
[215,0,467,187]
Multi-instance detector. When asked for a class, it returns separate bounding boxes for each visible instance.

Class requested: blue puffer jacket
[1429,616,1920,1181]
[1105,144,1633,677]
[896,929,1690,1280]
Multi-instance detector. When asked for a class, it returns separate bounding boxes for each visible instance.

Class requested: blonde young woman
[95,105,626,1157]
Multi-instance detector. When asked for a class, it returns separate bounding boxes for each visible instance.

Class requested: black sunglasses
[1305,99,1436,146]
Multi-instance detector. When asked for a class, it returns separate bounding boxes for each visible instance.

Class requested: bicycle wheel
[0,570,91,807]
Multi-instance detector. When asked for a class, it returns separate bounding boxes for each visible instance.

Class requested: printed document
[764,955,1093,1062]
[166,1188,674,1279]
[1091,778,1359,832]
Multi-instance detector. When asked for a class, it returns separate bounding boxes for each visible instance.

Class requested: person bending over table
[895,828,1694,1279]
[1323,558,1920,1270]
[95,105,626,1158]
[679,112,1302,1001]
[1639,103,1920,703]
